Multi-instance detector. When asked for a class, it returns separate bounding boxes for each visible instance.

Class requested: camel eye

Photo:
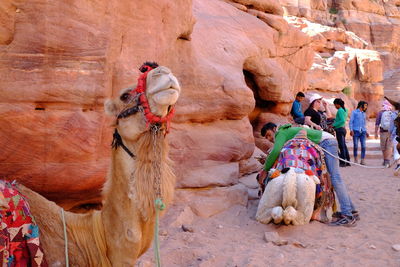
[120,93,130,102]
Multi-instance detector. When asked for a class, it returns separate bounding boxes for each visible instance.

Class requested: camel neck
[106,130,167,211]
[100,131,176,264]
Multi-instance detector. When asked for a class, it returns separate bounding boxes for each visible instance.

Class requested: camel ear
[104,99,118,116]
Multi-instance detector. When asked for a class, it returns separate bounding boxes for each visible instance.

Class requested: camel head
[105,62,181,142]
[145,65,181,117]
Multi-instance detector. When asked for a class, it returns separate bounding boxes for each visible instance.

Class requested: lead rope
[151,124,165,267]
[318,145,390,169]
[61,208,69,267]
[154,198,165,267]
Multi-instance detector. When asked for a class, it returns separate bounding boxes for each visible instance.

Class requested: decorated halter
[130,63,175,132]
[112,62,176,158]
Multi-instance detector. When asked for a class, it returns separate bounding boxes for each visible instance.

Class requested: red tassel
[305,170,314,176]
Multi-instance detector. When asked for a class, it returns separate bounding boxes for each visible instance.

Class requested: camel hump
[282,168,298,208]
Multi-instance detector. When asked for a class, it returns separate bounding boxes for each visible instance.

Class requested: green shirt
[333,107,347,128]
[263,124,323,172]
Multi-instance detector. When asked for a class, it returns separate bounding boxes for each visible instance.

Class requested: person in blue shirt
[349,101,369,165]
[291,92,305,124]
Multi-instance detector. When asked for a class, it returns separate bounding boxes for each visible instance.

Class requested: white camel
[256,167,320,225]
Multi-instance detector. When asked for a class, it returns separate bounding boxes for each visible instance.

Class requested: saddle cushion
[0,181,47,266]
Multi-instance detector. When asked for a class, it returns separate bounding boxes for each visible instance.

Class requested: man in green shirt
[261,122,358,227]
[263,124,322,171]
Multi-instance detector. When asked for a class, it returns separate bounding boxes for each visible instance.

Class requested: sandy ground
[136,157,400,267]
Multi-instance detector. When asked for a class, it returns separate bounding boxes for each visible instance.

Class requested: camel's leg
[271,206,283,224]
[256,207,273,224]
[294,174,317,225]
[256,176,284,225]
[283,206,297,225]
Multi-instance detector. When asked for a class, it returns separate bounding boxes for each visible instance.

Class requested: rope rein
[318,145,391,169]
[151,124,165,267]
[154,198,165,267]
[61,208,69,267]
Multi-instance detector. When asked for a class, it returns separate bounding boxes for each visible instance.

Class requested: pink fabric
[382,100,393,111]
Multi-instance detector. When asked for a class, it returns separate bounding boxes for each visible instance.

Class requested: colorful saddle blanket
[274,138,323,173]
[269,137,335,221]
[0,181,47,266]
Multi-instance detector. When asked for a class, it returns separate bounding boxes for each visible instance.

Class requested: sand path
[136,157,400,267]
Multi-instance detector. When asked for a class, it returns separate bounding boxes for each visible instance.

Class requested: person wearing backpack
[375,100,396,167]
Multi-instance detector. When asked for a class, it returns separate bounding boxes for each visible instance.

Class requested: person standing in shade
[375,100,396,168]
[291,92,306,125]
[349,101,369,165]
[333,98,351,167]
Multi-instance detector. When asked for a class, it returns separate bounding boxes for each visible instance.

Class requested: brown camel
[18,62,181,266]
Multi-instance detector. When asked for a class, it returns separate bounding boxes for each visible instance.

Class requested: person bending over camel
[261,123,359,227]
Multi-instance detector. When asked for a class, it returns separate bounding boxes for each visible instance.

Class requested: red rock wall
[0,0,390,210]
[0,0,195,208]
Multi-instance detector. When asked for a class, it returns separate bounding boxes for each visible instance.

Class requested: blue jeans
[319,138,356,216]
[353,130,366,159]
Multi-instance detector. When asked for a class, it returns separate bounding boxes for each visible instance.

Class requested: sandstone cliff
[0,0,394,213]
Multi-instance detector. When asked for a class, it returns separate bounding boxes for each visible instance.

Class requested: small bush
[329,7,339,14]
[342,86,352,96]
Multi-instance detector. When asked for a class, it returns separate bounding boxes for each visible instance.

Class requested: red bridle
[130,66,175,133]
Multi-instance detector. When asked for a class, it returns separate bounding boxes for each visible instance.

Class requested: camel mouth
[153,86,180,94]
[151,86,180,106]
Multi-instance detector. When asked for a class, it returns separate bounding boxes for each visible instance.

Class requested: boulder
[239,147,265,176]
[174,184,248,218]
[355,50,384,83]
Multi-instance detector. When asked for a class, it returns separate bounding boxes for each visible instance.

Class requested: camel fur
[256,168,320,226]
[17,65,181,266]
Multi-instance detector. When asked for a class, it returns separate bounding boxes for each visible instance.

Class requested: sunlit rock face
[281,0,397,115]
[0,0,387,213]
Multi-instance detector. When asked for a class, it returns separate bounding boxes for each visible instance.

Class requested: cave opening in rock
[243,70,276,129]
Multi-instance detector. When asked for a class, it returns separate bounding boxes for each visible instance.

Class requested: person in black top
[304,93,333,132]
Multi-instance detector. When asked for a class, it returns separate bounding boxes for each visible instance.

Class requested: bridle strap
[111,63,174,157]
[111,129,135,158]
[117,105,140,120]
